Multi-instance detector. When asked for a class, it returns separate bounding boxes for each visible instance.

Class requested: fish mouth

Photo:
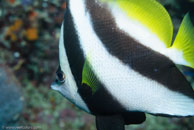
[50,82,60,91]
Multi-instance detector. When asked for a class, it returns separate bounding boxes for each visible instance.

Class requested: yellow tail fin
[171,13,194,68]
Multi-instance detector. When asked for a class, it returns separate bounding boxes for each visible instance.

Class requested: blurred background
[0,0,193,130]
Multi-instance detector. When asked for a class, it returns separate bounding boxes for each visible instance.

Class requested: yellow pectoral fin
[101,0,173,47]
[82,59,100,94]
[171,13,194,68]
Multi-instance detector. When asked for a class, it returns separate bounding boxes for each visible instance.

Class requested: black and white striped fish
[51,0,194,123]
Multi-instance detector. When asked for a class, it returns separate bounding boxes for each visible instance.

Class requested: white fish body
[52,0,194,117]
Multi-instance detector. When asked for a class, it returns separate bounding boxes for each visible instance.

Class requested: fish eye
[56,66,65,84]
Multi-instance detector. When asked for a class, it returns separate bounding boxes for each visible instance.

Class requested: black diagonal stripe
[85,0,194,98]
[63,3,135,116]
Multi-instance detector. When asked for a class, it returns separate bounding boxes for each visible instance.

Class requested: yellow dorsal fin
[100,0,173,47]
[171,13,194,68]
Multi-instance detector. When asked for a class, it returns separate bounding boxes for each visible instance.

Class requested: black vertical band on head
[63,5,85,86]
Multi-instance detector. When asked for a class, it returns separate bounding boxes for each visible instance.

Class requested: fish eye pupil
[56,70,65,84]
[56,66,65,84]
[57,72,63,80]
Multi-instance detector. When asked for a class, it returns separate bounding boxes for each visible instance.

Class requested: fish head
[51,66,70,98]
[51,64,78,104]
[51,64,90,112]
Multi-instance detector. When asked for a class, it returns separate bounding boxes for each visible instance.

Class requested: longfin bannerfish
[51,0,194,123]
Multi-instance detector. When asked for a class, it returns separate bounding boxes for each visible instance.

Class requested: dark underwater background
[0,0,193,130]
